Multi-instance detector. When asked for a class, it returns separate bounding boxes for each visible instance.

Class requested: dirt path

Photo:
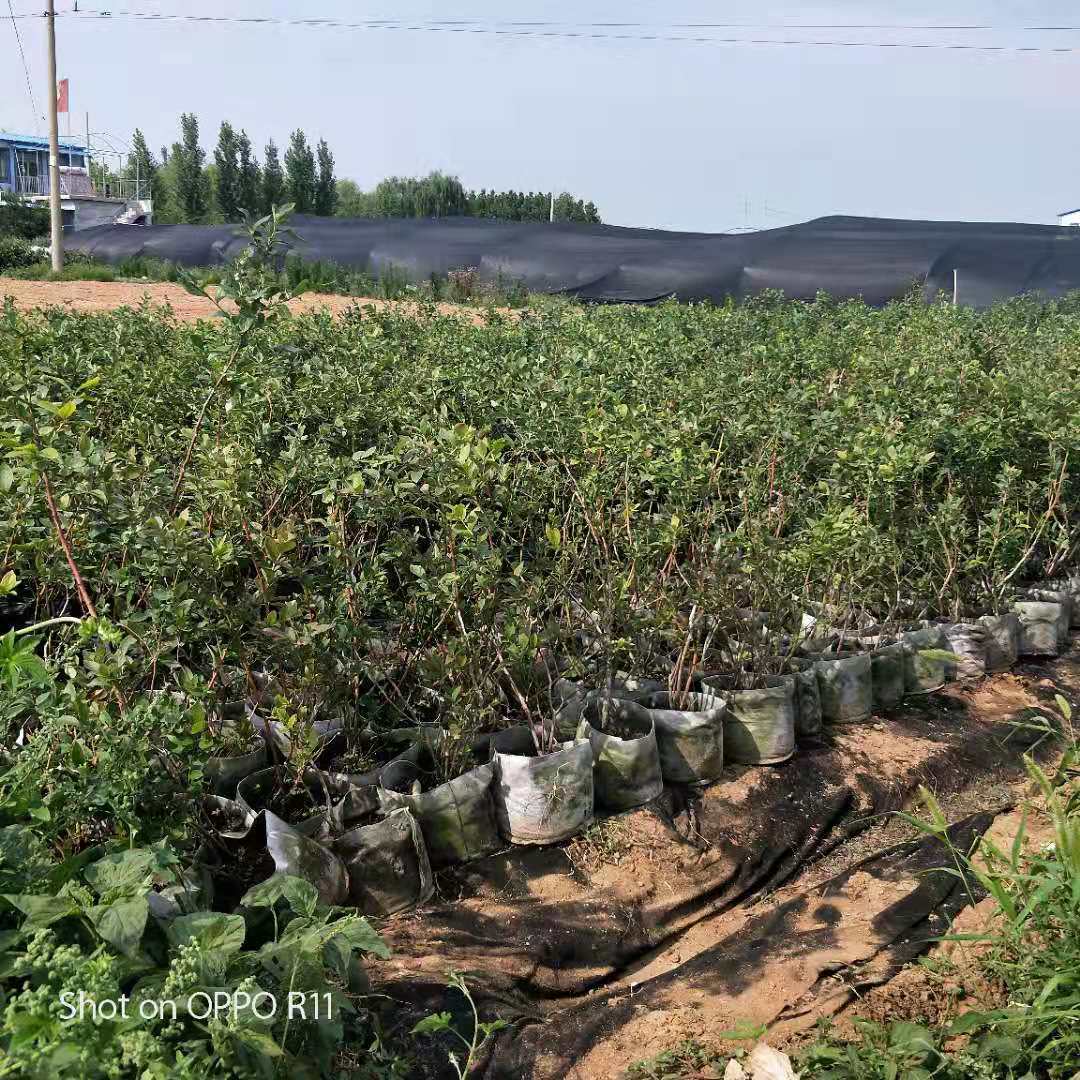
[0,277,496,325]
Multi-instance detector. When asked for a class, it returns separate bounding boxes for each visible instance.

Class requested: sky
[2,1,1079,231]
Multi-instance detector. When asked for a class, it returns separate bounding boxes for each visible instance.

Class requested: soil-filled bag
[1013,600,1067,657]
[756,658,822,738]
[378,751,501,868]
[200,794,257,842]
[551,676,663,740]
[1021,590,1074,645]
[334,806,434,916]
[205,743,269,798]
[639,692,725,785]
[979,612,1022,672]
[1043,575,1080,628]
[575,698,664,812]
[783,659,823,738]
[869,643,906,710]
[264,810,349,907]
[701,676,795,765]
[237,768,354,839]
[942,622,987,680]
[901,626,949,695]
[491,725,594,845]
[814,652,873,724]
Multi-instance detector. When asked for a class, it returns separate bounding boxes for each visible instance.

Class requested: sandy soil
[0,277,496,325]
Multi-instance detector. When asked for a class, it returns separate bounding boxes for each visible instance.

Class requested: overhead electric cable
[13,11,1080,31]
[8,9,1080,52]
[6,0,43,130]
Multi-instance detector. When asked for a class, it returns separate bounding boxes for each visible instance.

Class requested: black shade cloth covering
[69,214,1080,308]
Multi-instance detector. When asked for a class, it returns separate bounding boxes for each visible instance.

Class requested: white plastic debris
[724,1060,747,1080]
[747,1042,798,1080]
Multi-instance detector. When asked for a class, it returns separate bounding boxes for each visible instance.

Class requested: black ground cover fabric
[70,214,1080,307]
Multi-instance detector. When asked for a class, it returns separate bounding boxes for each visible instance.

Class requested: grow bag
[1013,600,1067,657]
[701,676,795,765]
[334,806,434,916]
[575,698,664,812]
[200,794,256,841]
[869,643,906,710]
[901,626,949,694]
[551,676,663,740]
[378,752,502,868]
[264,810,349,907]
[1021,590,1074,644]
[942,622,987,680]
[1043,576,1080,627]
[814,652,873,725]
[236,767,354,839]
[205,743,270,797]
[639,692,725,785]
[979,612,1022,672]
[749,658,822,739]
[491,726,595,845]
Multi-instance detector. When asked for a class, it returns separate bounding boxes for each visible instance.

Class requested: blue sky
[3,1,1078,230]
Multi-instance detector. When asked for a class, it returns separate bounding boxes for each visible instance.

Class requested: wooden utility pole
[46,0,64,271]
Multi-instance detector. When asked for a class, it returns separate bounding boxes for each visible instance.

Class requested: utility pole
[549,191,555,223]
[46,0,64,271]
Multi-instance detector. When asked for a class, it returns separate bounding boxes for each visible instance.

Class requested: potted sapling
[491,711,594,846]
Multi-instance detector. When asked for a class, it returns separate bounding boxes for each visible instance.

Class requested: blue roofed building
[0,131,152,229]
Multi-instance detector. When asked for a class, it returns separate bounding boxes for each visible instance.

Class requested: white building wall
[1057,210,1080,227]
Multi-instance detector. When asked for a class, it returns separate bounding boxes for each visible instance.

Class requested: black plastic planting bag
[491,726,594,845]
[333,808,434,916]
[379,755,502,868]
[205,744,270,798]
[236,768,347,839]
[575,698,664,811]
[786,660,823,738]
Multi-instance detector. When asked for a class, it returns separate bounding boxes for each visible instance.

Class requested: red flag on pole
[57,78,69,113]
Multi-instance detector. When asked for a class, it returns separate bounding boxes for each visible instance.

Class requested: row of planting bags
[200,579,1078,917]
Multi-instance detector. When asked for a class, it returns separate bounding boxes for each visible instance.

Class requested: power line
[6,0,43,131]
[14,11,1080,32]
[11,9,1080,52]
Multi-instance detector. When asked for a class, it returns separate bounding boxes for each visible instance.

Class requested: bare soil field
[0,277,494,324]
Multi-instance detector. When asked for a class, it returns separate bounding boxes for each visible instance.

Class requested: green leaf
[88,896,150,957]
[0,466,12,493]
[167,911,246,955]
[329,916,391,960]
[241,873,319,915]
[412,1012,454,1035]
[1,893,79,929]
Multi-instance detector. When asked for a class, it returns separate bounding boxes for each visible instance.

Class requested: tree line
[336,172,601,223]
[113,116,335,224]
[111,115,601,225]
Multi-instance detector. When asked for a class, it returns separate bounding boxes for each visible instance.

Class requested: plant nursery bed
[372,645,1079,1080]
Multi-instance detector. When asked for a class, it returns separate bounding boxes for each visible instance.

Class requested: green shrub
[0,195,50,240]
[0,235,43,272]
